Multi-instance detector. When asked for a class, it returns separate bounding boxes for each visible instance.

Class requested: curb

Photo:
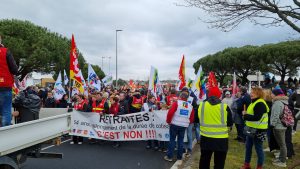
[170,138,197,169]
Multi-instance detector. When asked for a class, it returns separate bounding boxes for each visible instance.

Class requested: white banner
[70,110,171,141]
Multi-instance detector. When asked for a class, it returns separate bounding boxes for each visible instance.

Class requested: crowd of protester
[1,77,300,169]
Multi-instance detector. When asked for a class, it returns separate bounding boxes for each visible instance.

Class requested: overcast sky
[1,0,298,80]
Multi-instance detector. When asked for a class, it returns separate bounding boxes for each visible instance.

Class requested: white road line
[41,139,71,151]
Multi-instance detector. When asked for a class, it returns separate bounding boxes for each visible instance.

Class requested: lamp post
[116,29,123,89]
[101,56,105,70]
[108,56,111,75]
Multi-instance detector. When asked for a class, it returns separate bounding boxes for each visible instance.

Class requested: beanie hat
[208,87,221,98]
[272,88,284,96]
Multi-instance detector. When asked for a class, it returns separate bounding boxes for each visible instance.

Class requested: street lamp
[116,29,123,89]
[108,56,111,75]
[101,56,105,70]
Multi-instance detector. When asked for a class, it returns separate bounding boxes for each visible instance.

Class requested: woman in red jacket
[109,96,120,116]
[71,94,87,145]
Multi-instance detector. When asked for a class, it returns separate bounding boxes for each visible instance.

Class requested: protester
[118,92,129,115]
[142,95,159,150]
[262,89,279,153]
[241,87,269,169]
[57,94,69,108]
[129,91,143,113]
[232,91,245,142]
[270,88,288,167]
[181,87,198,158]
[0,35,18,127]
[44,92,56,108]
[288,88,300,135]
[236,87,251,143]
[12,86,41,123]
[166,89,178,107]
[164,92,194,162]
[197,86,233,169]
[222,91,233,108]
[71,94,88,145]
[89,92,109,114]
[109,96,120,116]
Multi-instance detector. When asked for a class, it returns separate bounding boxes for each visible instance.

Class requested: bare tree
[183,0,300,32]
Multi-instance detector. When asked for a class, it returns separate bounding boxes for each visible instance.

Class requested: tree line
[193,41,300,85]
[0,19,105,81]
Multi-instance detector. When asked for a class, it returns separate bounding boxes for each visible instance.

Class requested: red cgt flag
[207,71,221,98]
[69,34,83,93]
[178,55,186,90]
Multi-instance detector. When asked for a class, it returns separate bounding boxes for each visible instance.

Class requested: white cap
[225,91,231,95]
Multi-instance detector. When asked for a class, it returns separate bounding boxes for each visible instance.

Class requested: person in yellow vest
[240,87,269,169]
[197,86,233,169]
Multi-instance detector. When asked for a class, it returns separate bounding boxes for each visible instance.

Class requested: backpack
[280,102,294,127]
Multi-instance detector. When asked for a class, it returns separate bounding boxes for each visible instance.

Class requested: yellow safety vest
[198,102,229,138]
[245,98,269,129]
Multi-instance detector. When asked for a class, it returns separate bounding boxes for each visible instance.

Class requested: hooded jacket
[13,90,41,123]
[271,95,289,129]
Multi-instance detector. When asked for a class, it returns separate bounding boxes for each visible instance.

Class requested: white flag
[54,72,66,100]
[102,75,113,86]
[148,66,162,98]
[88,64,101,91]
[64,69,69,86]
[192,65,207,102]
[19,74,29,90]
[78,70,88,97]
[72,80,79,97]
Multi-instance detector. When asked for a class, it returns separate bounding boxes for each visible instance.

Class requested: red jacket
[166,94,178,106]
[109,102,120,116]
[74,100,86,111]
[0,47,14,88]
[166,99,194,124]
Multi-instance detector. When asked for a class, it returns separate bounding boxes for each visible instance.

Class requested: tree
[225,45,266,85]
[194,52,231,85]
[193,41,300,85]
[184,0,300,33]
[0,19,105,81]
[259,41,300,82]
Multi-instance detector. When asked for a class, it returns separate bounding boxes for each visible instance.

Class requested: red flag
[69,34,83,93]
[178,55,186,90]
[232,72,238,95]
[207,72,221,98]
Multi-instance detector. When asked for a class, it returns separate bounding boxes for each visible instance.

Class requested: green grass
[190,130,300,169]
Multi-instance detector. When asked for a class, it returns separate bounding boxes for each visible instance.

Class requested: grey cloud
[0,0,297,80]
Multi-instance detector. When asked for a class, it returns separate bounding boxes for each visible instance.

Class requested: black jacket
[44,97,56,108]
[289,91,300,109]
[13,90,41,123]
[57,99,69,108]
[119,99,129,115]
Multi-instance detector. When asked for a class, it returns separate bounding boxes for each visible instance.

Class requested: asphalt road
[22,138,174,169]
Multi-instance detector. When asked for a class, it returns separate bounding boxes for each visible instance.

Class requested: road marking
[42,139,71,151]
[170,139,197,169]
